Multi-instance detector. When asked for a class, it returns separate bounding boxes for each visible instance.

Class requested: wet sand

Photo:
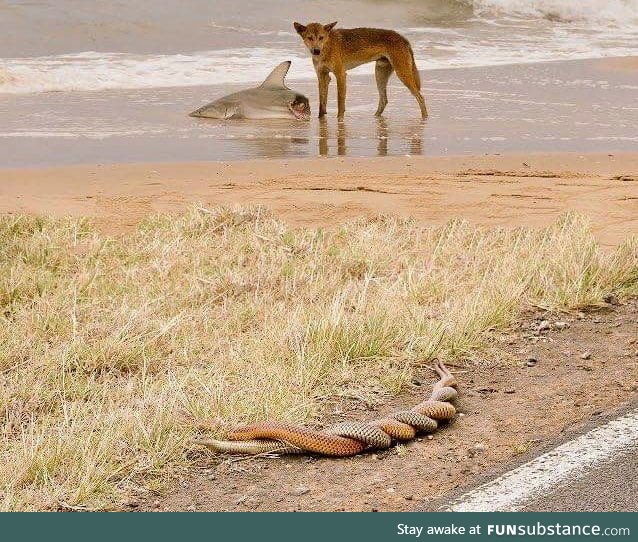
[1,57,637,167]
[2,152,637,247]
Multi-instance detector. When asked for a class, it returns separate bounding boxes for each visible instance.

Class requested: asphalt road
[425,406,638,512]
[521,448,638,512]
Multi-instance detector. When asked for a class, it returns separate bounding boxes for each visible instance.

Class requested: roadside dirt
[136,299,638,512]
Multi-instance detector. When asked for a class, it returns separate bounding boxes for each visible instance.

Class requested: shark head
[288,93,311,120]
[189,61,310,121]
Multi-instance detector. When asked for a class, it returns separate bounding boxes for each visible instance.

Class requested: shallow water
[1,1,637,166]
[1,58,636,167]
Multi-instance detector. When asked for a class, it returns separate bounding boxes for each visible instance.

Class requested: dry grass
[1,207,636,510]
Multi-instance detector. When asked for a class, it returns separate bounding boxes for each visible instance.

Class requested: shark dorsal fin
[260,61,291,89]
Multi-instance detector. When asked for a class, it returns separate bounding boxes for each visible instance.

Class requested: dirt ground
[134,298,638,512]
[2,152,637,247]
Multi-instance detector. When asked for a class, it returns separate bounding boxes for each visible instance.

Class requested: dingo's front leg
[318,70,330,118]
[335,68,347,120]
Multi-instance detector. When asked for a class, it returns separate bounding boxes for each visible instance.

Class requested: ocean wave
[2,35,637,96]
[0,49,310,94]
[1,7,638,96]
[461,0,638,24]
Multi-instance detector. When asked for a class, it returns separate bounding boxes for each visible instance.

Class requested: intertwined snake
[195,362,458,456]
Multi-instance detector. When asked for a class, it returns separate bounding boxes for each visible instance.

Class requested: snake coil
[195,361,458,456]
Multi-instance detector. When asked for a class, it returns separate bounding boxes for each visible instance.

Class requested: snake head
[434,361,458,389]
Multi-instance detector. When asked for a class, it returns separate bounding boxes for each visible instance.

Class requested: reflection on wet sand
[204,118,311,159]
[242,134,310,157]
[318,117,426,157]
[318,119,328,156]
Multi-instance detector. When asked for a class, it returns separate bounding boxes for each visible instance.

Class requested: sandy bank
[2,152,637,246]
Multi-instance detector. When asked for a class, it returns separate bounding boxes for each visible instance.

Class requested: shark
[189,61,310,120]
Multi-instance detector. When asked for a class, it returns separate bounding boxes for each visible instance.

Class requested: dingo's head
[293,21,337,58]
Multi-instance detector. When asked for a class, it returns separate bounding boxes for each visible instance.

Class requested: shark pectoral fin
[189,104,220,118]
[189,101,240,119]
[259,61,292,89]
[223,104,241,119]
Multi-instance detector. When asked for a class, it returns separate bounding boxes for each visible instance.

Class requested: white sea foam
[465,0,638,24]
[0,49,310,94]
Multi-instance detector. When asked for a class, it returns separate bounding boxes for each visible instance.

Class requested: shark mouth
[289,100,311,121]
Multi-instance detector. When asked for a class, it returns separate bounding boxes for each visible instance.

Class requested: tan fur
[293,21,428,119]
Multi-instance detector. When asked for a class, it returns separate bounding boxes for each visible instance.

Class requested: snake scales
[195,361,458,456]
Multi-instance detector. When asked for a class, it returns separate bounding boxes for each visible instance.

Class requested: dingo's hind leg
[374,58,393,116]
[389,48,428,118]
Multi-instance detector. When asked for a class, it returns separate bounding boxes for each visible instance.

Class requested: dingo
[293,21,427,119]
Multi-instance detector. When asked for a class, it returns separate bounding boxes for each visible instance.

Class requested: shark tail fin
[259,61,291,89]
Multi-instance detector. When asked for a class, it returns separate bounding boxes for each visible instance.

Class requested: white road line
[446,408,638,512]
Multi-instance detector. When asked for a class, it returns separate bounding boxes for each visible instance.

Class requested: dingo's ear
[324,21,337,32]
[293,22,307,34]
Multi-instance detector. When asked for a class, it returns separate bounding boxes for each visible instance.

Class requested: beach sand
[2,152,637,247]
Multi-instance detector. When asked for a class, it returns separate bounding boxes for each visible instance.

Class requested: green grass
[1,207,636,510]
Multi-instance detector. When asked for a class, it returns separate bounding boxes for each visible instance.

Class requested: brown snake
[194,361,458,456]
